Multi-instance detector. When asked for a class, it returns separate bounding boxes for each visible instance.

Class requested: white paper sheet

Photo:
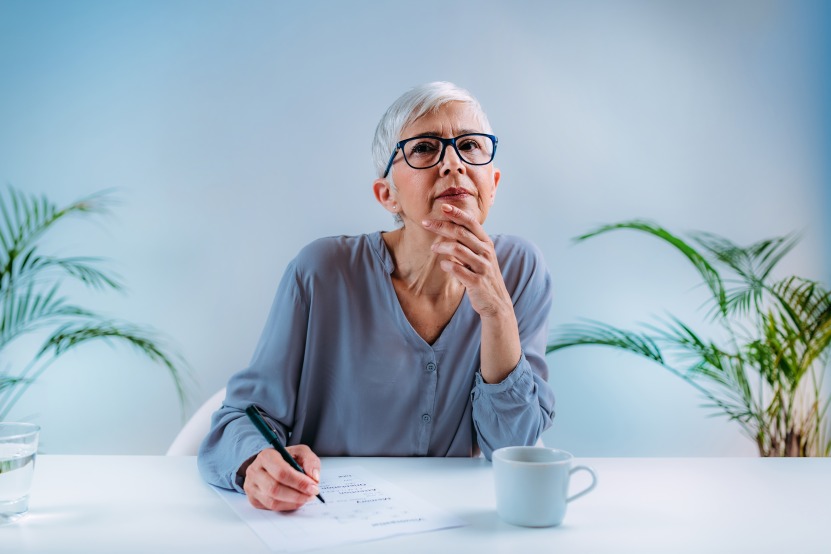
[213,465,467,552]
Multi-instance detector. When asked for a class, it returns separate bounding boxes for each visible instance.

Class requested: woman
[198,82,555,512]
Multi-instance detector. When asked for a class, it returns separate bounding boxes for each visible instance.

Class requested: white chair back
[166,387,226,456]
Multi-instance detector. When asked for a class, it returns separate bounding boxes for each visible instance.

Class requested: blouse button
[421,414,432,423]
[426,362,437,372]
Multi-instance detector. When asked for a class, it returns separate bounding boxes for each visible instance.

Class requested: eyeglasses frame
[382,133,498,178]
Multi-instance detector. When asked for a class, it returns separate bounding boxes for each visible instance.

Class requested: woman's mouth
[437,187,471,200]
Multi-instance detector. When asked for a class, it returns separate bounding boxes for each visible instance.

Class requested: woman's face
[380,101,501,227]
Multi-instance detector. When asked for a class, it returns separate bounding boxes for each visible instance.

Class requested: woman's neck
[382,227,463,300]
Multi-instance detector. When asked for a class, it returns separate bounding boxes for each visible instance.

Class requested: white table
[1,455,829,553]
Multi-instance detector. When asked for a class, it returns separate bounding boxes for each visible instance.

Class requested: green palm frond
[692,231,800,283]
[38,321,188,407]
[6,251,122,292]
[0,283,95,349]
[42,256,122,289]
[713,280,762,320]
[769,277,831,367]
[0,375,28,395]
[0,186,115,256]
[645,317,760,425]
[645,315,711,359]
[0,319,189,421]
[751,233,802,281]
[693,232,800,319]
[547,319,665,363]
[576,220,728,316]
[1,187,117,292]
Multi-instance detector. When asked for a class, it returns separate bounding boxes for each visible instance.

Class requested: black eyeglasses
[382,133,498,178]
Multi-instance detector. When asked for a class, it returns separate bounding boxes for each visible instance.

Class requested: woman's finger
[438,203,489,242]
[421,220,489,260]
[244,448,318,512]
[430,240,487,273]
[259,450,319,497]
[287,444,322,483]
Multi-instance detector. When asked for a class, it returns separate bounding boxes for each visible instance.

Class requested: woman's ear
[373,178,399,214]
[489,167,501,206]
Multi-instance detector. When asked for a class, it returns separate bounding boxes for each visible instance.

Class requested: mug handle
[566,465,597,503]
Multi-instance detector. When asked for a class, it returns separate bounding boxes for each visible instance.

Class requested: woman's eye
[410,141,438,155]
[458,139,481,151]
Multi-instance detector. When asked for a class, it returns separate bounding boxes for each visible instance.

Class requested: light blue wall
[823,0,831,286]
[0,1,827,455]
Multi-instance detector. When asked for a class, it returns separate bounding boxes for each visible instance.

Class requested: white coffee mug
[492,446,597,527]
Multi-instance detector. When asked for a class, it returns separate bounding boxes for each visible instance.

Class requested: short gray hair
[371,82,493,180]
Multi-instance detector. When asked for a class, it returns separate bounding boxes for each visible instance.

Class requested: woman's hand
[422,203,521,383]
[422,203,513,319]
[242,445,321,512]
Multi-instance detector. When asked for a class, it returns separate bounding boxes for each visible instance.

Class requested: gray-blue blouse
[198,231,555,491]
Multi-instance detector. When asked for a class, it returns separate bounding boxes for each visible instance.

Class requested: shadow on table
[456,508,577,534]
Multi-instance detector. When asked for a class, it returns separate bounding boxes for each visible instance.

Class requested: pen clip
[251,404,279,435]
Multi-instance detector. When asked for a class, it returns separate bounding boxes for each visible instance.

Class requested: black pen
[245,404,325,503]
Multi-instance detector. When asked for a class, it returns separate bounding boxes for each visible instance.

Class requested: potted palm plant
[547,220,831,457]
[0,186,187,420]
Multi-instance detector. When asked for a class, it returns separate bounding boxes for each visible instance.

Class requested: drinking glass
[0,422,40,525]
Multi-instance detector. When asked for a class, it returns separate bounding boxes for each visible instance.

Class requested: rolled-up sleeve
[471,245,556,460]
[471,353,555,459]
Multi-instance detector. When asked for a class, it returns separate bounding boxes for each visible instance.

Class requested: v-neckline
[370,231,471,349]
[391,278,468,347]
[390,278,470,349]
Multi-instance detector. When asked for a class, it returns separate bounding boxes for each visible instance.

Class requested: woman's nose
[439,143,466,176]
